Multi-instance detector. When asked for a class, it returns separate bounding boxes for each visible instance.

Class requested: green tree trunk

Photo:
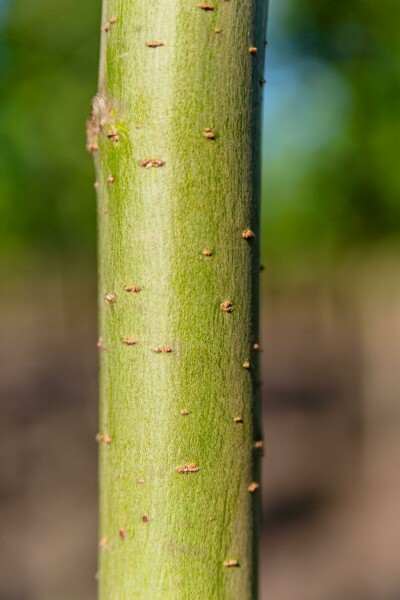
[89,0,268,597]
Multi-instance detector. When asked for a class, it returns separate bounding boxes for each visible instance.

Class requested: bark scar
[248,482,260,493]
[242,229,255,239]
[146,40,165,47]
[122,337,137,345]
[139,158,165,168]
[223,560,240,567]
[176,464,200,473]
[152,346,173,353]
[221,300,233,313]
[86,93,118,152]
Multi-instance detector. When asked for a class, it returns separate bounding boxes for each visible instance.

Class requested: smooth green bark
[91,0,268,598]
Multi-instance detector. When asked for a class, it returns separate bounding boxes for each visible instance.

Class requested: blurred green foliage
[0,0,100,261]
[0,0,399,266]
[263,0,400,263]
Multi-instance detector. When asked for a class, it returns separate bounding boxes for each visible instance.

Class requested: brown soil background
[1,251,399,600]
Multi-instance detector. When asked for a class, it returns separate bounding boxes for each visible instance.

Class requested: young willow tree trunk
[89,0,268,597]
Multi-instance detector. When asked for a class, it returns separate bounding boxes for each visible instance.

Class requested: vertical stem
[91,0,268,597]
